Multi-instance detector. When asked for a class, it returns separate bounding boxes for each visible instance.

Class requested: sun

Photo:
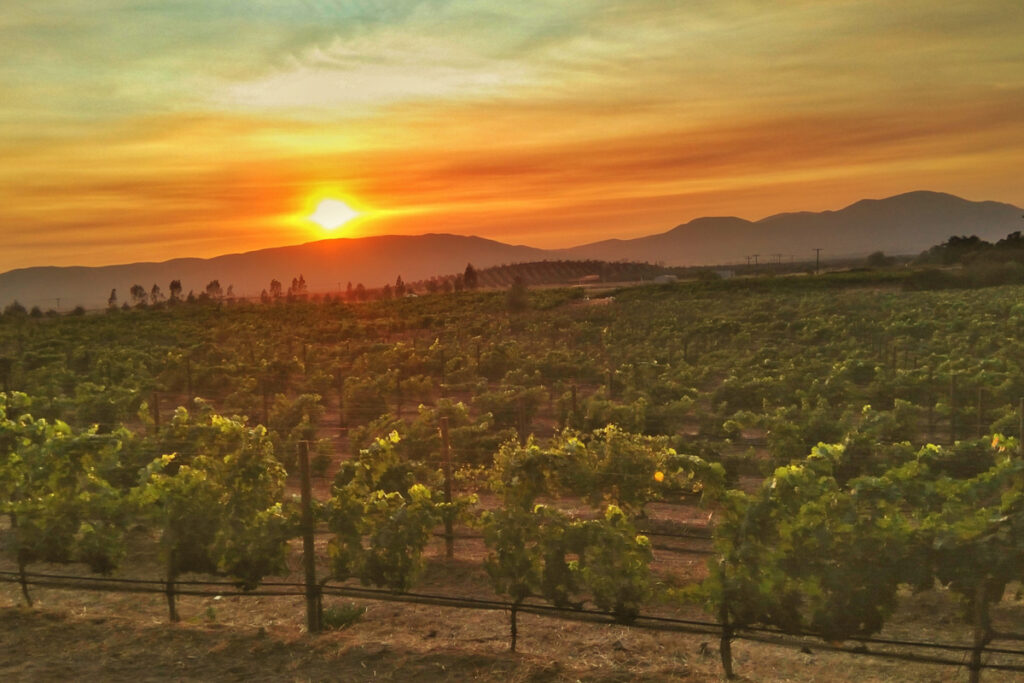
[308,198,359,231]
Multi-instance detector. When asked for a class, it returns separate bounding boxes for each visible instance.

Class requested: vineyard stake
[950,373,957,445]
[440,417,455,559]
[298,442,321,633]
[976,387,983,439]
[151,390,160,436]
[1019,398,1024,456]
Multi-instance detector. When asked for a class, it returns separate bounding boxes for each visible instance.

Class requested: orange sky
[2,1,1022,272]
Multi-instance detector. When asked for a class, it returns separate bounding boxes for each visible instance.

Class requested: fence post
[976,387,984,439]
[165,545,179,623]
[185,356,193,408]
[439,348,447,398]
[949,372,957,445]
[1019,398,1023,457]
[927,367,935,442]
[299,441,321,633]
[440,417,455,560]
[969,581,991,683]
[151,390,161,435]
[337,374,346,430]
[571,384,578,429]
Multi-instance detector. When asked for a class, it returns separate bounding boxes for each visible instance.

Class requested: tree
[150,284,164,304]
[129,284,148,307]
[395,275,406,297]
[169,280,182,302]
[269,279,282,300]
[507,276,528,313]
[205,280,223,300]
[464,263,479,290]
[107,289,117,308]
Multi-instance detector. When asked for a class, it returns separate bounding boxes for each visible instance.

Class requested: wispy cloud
[1,1,1022,270]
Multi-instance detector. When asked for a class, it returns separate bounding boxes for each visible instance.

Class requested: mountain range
[2,191,1021,310]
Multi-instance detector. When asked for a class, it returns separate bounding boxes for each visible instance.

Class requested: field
[4,270,1024,680]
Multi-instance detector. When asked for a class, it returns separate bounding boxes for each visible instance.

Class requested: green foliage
[322,602,367,630]
[0,392,129,576]
[327,433,463,591]
[134,406,291,589]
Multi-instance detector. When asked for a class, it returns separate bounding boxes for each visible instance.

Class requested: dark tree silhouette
[205,280,223,300]
[464,263,479,290]
[507,275,528,313]
[129,284,147,307]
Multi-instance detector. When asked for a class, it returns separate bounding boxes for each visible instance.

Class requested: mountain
[559,191,1024,266]
[2,191,1022,310]
[0,234,548,311]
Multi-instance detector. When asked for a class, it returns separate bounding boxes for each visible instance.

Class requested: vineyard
[4,272,1024,680]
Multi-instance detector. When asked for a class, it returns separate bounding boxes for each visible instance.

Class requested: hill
[559,191,1024,266]
[0,234,548,311]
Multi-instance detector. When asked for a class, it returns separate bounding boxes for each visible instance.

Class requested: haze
[2,1,1022,273]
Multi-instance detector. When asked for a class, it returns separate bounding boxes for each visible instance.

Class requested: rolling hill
[558,191,1024,265]
[1,191,1021,310]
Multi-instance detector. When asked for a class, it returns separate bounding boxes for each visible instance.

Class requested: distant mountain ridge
[2,191,1021,309]
[558,191,1024,265]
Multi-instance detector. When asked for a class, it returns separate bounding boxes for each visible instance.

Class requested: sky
[2,0,1023,272]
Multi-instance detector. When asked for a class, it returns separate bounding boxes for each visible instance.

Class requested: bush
[321,602,366,630]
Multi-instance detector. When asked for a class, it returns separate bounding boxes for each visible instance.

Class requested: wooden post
[151,390,161,435]
[969,581,991,683]
[395,369,403,418]
[261,378,269,427]
[439,348,447,398]
[976,387,984,439]
[1019,398,1024,456]
[510,602,519,652]
[185,356,193,408]
[571,384,578,429]
[719,600,735,679]
[337,375,346,429]
[517,396,527,445]
[299,442,321,633]
[950,373,957,445]
[14,523,32,607]
[927,368,935,442]
[165,545,179,623]
[440,417,454,559]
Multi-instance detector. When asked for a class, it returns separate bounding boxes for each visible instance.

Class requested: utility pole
[813,248,823,274]
[751,254,759,266]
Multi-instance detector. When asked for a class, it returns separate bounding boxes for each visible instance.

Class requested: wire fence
[4,569,1024,676]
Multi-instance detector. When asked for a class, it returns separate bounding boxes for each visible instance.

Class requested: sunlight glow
[308,198,359,231]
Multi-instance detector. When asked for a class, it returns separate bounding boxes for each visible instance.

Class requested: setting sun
[308,198,359,231]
